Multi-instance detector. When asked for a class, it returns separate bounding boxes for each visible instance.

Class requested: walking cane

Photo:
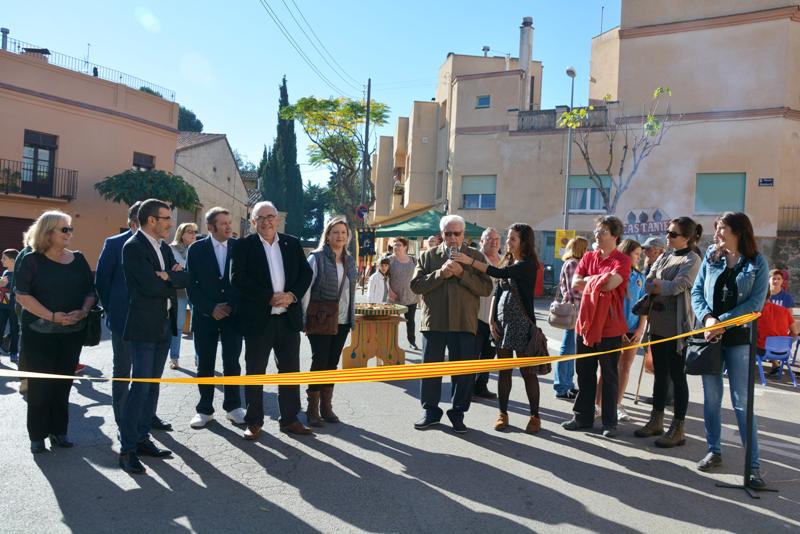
[634,324,650,405]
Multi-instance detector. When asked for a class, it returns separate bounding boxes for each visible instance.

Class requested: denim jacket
[690,245,769,325]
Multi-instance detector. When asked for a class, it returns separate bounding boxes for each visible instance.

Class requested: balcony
[0,159,78,201]
[518,106,608,131]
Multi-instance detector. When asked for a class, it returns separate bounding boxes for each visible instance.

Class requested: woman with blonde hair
[168,222,197,369]
[553,236,589,399]
[14,210,96,453]
[301,216,357,426]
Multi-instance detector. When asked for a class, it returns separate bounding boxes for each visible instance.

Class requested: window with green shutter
[694,173,746,214]
[568,175,610,212]
[461,175,496,210]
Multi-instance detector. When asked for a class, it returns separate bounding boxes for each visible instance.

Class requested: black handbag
[684,334,722,375]
[83,305,104,347]
[632,294,651,316]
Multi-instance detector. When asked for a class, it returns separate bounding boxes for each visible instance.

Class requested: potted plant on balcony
[0,169,21,193]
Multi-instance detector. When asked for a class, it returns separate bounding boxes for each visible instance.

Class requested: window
[132,152,155,171]
[461,175,496,209]
[476,95,491,109]
[695,173,746,213]
[436,170,444,199]
[568,175,610,213]
[22,130,57,196]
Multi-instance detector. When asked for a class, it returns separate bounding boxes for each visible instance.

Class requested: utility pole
[360,78,372,213]
[564,67,576,230]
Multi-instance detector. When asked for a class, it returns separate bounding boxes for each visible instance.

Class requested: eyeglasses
[59,226,74,234]
[593,228,610,236]
[666,231,683,239]
[256,215,277,223]
[154,216,172,221]
[443,231,463,237]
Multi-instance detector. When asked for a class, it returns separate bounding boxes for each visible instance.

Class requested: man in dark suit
[231,200,313,440]
[186,207,244,429]
[118,199,190,474]
[96,202,172,431]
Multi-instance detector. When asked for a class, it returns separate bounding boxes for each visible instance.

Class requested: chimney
[482,45,490,57]
[518,16,534,111]
[1,28,9,51]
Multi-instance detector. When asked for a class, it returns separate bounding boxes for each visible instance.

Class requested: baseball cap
[642,237,666,249]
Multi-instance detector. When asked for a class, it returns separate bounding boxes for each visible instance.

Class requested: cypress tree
[277,76,304,236]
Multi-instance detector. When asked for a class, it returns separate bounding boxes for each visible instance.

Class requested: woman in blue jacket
[691,212,768,489]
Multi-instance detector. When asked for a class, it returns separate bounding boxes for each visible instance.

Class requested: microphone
[448,245,458,258]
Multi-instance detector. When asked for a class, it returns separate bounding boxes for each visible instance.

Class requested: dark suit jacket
[186,236,240,332]
[122,230,190,342]
[95,229,132,333]
[231,232,312,335]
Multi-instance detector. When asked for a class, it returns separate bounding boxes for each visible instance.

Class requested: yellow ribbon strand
[0,313,759,385]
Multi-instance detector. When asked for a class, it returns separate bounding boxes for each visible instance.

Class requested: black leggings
[497,348,540,416]
[307,324,350,390]
[651,334,689,420]
[403,303,417,344]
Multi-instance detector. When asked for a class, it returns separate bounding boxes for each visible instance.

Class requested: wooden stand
[342,315,406,368]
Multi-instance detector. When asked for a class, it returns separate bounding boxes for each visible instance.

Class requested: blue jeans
[111,331,133,426]
[420,331,475,418]
[119,325,171,453]
[170,297,189,360]
[701,344,760,468]
[553,329,576,395]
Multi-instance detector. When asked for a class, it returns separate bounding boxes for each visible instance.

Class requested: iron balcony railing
[518,106,609,131]
[0,159,78,201]
[4,37,175,101]
[778,206,800,233]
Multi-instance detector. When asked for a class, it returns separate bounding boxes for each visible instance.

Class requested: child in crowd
[0,248,20,364]
[367,258,391,303]
[768,269,795,309]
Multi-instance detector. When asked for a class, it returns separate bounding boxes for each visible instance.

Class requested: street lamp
[563,66,576,230]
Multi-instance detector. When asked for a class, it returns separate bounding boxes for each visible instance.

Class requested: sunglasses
[443,231,463,237]
[256,215,277,223]
[59,226,74,234]
[666,231,683,239]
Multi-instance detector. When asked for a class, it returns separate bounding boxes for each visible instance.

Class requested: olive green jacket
[410,244,493,333]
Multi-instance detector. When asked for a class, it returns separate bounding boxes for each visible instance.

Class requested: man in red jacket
[563,216,631,437]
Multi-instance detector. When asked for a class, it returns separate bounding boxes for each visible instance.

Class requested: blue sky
[3,0,620,185]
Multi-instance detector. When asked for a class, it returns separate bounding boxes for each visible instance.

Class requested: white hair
[252,200,278,217]
[480,227,499,242]
[439,214,466,233]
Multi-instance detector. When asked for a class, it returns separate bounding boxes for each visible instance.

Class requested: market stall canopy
[374,210,485,238]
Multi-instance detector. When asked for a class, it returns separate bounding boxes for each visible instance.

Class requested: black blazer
[122,231,191,342]
[231,232,312,335]
[186,236,240,332]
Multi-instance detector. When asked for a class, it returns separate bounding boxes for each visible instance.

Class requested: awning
[374,210,486,238]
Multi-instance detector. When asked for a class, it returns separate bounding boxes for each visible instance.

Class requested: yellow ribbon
[0,313,759,385]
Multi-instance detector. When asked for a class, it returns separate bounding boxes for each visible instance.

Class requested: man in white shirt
[186,207,245,429]
[230,201,313,440]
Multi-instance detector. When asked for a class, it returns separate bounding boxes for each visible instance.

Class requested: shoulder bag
[510,281,551,375]
[83,305,104,346]
[684,333,722,375]
[305,257,347,336]
[548,268,577,329]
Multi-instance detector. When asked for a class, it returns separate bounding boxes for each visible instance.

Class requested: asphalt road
[1,298,798,533]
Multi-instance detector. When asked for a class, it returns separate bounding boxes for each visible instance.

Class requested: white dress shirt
[260,234,287,315]
[210,236,227,277]
[140,229,171,310]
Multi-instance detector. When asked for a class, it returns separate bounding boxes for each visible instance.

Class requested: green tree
[139,87,203,132]
[558,87,675,214]
[257,77,304,236]
[95,169,200,210]
[281,96,388,236]
[233,149,257,173]
[301,180,331,240]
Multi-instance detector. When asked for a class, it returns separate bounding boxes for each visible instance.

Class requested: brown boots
[305,390,323,427]
[634,410,664,437]
[320,386,340,423]
[655,419,686,448]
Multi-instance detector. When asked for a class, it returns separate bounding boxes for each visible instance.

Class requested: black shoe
[446,410,467,434]
[30,440,47,454]
[697,452,722,472]
[48,434,74,448]
[119,452,146,474]
[409,342,419,351]
[150,417,173,431]
[562,418,593,431]
[748,468,767,490]
[556,390,578,400]
[136,439,172,458]
[602,426,617,438]
[414,414,441,430]
[473,388,497,400]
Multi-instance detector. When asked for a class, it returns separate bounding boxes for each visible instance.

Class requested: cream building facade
[174,132,250,238]
[0,30,178,264]
[370,2,800,279]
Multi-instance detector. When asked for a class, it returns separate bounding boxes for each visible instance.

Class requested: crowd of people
[2,200,793,490]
